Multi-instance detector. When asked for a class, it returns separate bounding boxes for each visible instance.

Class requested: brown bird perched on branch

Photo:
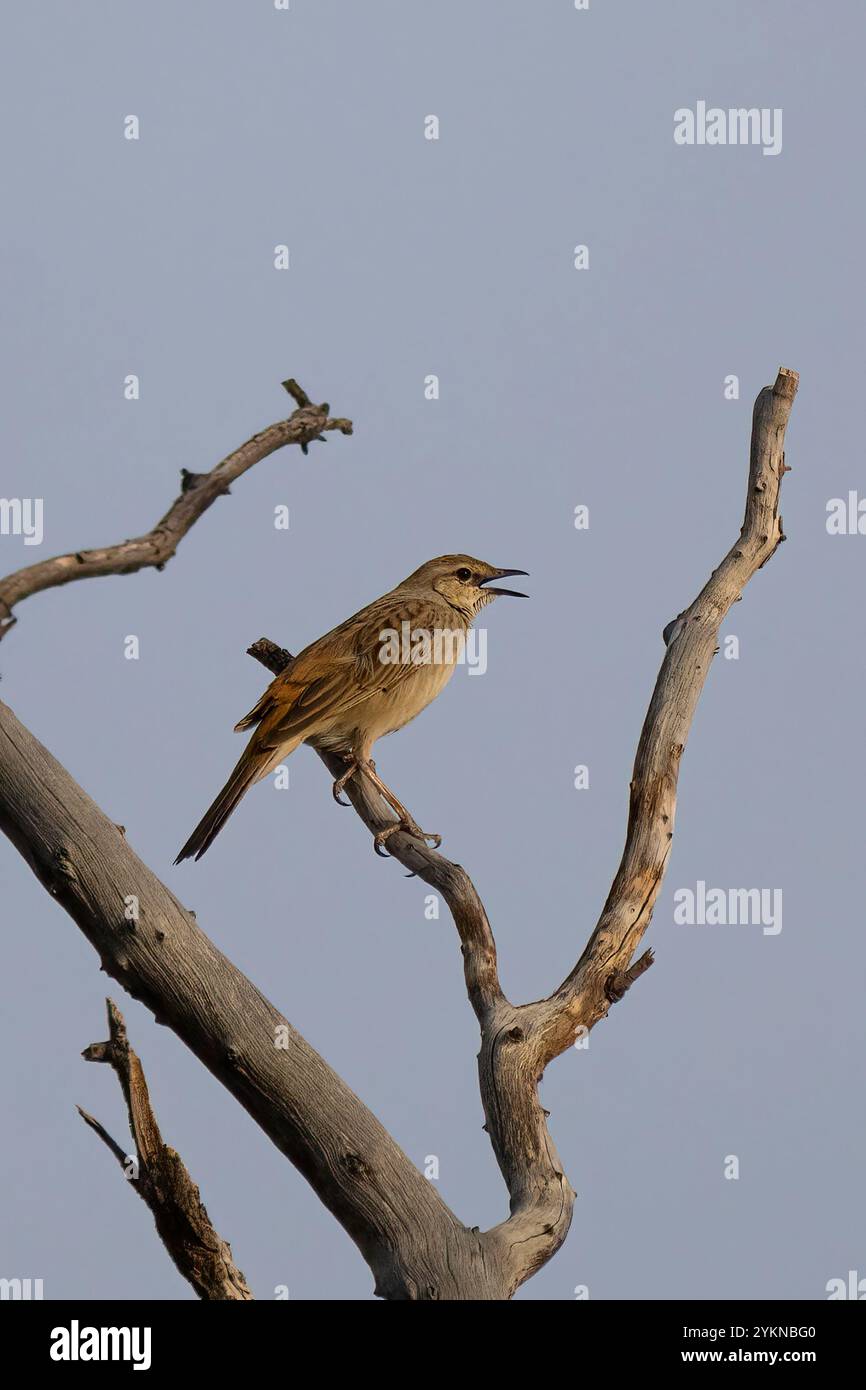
[175,555,528,863]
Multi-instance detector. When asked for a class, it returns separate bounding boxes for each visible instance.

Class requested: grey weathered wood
[248,367,799,1291]
[247,638,573,1292]
[0,368,797,1298]
[535,366,799,1058]
[0,704,503,1298]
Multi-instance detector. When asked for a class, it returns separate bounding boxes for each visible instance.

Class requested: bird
[174,555,528,863]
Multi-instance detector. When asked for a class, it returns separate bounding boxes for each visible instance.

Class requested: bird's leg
[359,761,442,855]
[331,756,359,807]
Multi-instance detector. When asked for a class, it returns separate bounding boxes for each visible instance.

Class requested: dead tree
[0,369,798,1299]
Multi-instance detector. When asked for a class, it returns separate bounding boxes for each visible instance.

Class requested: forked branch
[0,378,352,642]
[248,366,798,1292]
[0,367,797,1299]
[79,998,253,1300]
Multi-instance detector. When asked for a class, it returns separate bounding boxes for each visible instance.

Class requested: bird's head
[401,554,529,618]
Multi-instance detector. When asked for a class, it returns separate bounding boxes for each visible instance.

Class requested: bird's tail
[174,750,263,864]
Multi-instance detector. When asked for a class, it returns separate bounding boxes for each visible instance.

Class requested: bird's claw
[373,821,442,856]
[332,763,358,806]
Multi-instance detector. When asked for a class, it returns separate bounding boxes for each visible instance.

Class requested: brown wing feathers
[175,599,437,862]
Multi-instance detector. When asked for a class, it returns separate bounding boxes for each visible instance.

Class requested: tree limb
[0,378,352,643]
[78,998,253,1300]
[246,367,798,1293]
[0,703,501,1299]
[247,636,504,1024]
[0,367,797,1299]
[529,366,799,1062]
[246,643,574,1291]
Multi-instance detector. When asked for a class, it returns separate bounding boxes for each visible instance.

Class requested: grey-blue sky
[0,1,863,1299]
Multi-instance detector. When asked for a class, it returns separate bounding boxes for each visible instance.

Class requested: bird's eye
[456,567,472,582]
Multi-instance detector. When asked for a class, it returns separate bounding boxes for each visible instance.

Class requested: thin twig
[0,379,352,642]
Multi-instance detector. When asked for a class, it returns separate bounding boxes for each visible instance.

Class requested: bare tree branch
[246,638,504,1023]
[0,367,797,1298]
[0,704,502,1299]
[78,998,253,1300]
[246,366,799,1293]
[0,378,352,642]
[246,642,572,1290]
[529,366,799,1063]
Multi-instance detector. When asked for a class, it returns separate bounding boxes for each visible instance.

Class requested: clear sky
[1,1,863,1300]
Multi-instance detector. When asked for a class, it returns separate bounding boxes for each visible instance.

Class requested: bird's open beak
[480,568,529,598]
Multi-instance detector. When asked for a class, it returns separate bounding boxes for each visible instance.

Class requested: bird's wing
[235,597,443,748]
